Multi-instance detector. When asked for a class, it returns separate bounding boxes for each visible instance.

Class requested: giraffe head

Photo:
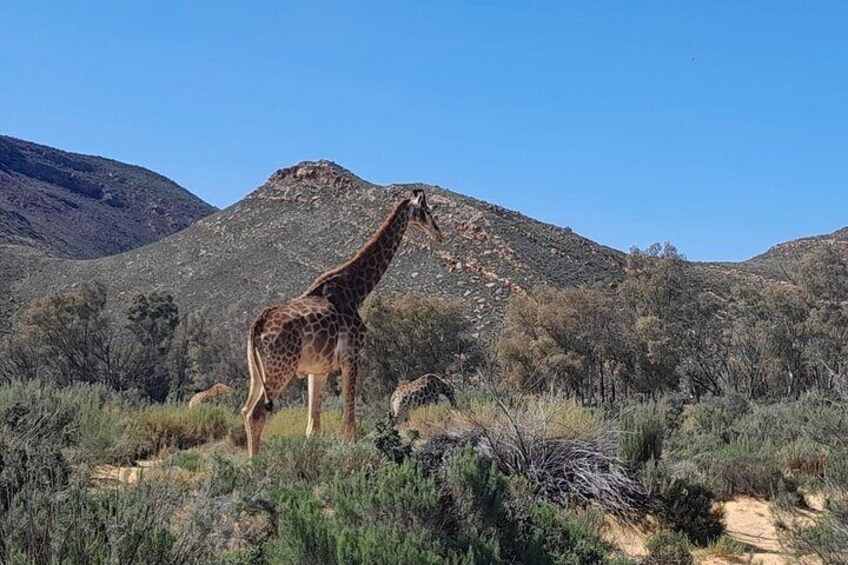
[409,189,442,242]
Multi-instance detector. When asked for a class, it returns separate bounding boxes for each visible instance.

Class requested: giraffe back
[390,374,456,421]
[188,383,233,408]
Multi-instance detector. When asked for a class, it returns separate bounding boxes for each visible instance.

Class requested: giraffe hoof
[265,399,274,412]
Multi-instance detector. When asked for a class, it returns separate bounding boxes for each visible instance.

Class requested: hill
[737,226,848,281]
[0,135,216,259]
[7,160,627,334]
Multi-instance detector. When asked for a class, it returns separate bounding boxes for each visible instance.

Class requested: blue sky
[1,2,846,261]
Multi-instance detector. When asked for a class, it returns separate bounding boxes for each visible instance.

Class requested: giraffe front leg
[340,359,359,442]
[306,373,328,437]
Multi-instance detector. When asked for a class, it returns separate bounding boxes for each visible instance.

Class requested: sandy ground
[604,496,824,565]
[91,458,159,485]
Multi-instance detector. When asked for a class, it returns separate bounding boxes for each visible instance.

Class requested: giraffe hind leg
[306,373,328,437]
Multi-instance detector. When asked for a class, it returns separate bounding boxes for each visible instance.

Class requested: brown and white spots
[241,190,442,456]
[390,374,457,422]
[188,383,233,408]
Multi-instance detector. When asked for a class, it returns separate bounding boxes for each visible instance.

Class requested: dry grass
[263,407,345,439]
[404,395,600,441]
[134,404,240,454]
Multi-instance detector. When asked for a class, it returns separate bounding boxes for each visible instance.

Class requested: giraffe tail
[247,321,273,412]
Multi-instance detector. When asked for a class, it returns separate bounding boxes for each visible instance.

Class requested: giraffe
[390,373,457,423]
[241,189,442,455]
[188,383,233,408]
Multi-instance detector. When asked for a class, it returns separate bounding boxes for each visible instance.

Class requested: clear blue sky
[2,2,846,261]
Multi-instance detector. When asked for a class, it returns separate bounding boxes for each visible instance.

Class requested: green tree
[361,294,480,401]
[498,287,632,403]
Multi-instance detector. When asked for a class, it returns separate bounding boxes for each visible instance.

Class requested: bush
[463,400,647,519]
[655,479,724,546]
[645,531,693,565]
[620,412,665,470]
[522,502,620,565]
[0,379,147,465]
[781,439,828,480]
[134,404,240,453]
[361,294,480,401]
[792,496,848,564]
[714,453,792,499]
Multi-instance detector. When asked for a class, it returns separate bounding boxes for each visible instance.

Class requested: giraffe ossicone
[241,190,442,456]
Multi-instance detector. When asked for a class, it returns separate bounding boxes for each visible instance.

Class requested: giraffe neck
[304,199,412,310]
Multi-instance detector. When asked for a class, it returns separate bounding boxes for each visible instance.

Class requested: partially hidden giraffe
[188,383,233,408]
[390,373,457,423]
[241,189,442,455]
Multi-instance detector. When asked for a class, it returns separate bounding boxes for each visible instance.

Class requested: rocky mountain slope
[0,135,216,259]
[738,227,848,281]
[7,161,627,335]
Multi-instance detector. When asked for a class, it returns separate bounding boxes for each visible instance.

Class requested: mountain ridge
[0,135,216,259]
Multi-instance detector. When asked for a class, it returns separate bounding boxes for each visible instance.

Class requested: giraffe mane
[303,198,411,296]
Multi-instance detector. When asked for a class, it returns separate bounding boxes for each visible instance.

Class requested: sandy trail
[91,458,159,485]
[605,496,823,565]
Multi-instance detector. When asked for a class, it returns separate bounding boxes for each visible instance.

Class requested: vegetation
[1,241,847,562]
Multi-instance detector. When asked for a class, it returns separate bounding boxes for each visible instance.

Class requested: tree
[799,246,848,393]
[126,292,181,401]
[619,243,704,396]
[17,282,138,388]
[498,287,632,403]
[361,294,480,401]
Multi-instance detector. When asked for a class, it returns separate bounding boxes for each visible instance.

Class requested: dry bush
[419,384,647,520]
[134,404,240,454]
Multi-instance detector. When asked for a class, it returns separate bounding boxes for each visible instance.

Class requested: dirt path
[605,496,822,565]
[91,458,159,486]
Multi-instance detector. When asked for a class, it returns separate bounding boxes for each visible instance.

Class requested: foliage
[620,411,665,470]
[792,495,848,564]
[645,531,693,565]
[655,479,724,546]
[361,294,481,401]
[134,404,241,453]
[370,414,412,463]
[497,286,633,402]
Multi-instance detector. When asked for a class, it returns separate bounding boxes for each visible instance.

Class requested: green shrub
[168,450,205,473]
[0,379,147,465]
[370,414,411,463]
[523,502,620,565]
[621,412,665,469]
[792,496,848,564]
[645,531,693,565]
[714,453,791,499]
[333,460,440,532]
[1,410,180,565]
[656,479,724,546]
[268,481,452,564]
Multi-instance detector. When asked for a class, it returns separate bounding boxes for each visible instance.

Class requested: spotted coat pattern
[188,383,233,408]
[390,373,457,422]
[241,190,442,456]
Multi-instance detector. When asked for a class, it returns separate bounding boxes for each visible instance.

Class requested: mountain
[738,227,848,281]
[0,135,216,259]
[6,160,627,335]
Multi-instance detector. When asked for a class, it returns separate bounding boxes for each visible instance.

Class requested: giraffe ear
[411,189,426,206]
